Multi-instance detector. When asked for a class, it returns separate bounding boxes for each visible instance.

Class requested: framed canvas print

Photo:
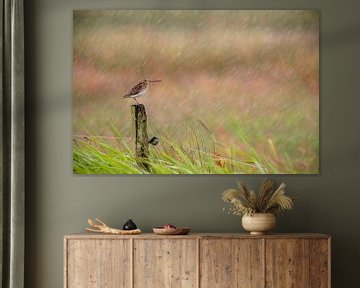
[72,10,319,174]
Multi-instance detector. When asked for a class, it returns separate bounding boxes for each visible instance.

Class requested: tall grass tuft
[73,124,305,174]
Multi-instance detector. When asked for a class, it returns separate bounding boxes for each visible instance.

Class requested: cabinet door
[309,239,330,288]
[66,239,131,288]
[266,239,310,288]
[200,239,264,288]
[134,239,198,288]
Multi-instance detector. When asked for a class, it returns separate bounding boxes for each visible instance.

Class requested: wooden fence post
[131,104,149,170]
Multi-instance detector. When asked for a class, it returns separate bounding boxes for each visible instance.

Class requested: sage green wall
[24,0,360,287]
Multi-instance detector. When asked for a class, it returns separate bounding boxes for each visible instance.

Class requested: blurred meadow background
[73,10,319,174]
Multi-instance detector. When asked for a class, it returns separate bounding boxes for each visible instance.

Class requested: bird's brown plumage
[123,80,148,98]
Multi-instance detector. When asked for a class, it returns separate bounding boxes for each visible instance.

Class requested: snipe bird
[123,79,161,104]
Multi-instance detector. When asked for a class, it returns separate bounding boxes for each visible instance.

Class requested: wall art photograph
[73,10,319,174]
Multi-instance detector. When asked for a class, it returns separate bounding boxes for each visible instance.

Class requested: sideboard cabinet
[64,233,330,288]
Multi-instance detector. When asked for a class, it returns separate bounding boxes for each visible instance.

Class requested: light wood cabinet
[66,239,131,288]
[134,239,198,287]
[64,233,330,288]
[200,238,263,287]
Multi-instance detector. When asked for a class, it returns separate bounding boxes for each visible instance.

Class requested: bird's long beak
[147,79,162,82]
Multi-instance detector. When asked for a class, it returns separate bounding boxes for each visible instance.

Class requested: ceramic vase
[242,213,276,235]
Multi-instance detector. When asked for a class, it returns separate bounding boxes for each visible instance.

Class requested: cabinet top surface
[64,232,330,240]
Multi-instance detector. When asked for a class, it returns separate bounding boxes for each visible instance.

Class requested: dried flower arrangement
[222,178,294,216]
